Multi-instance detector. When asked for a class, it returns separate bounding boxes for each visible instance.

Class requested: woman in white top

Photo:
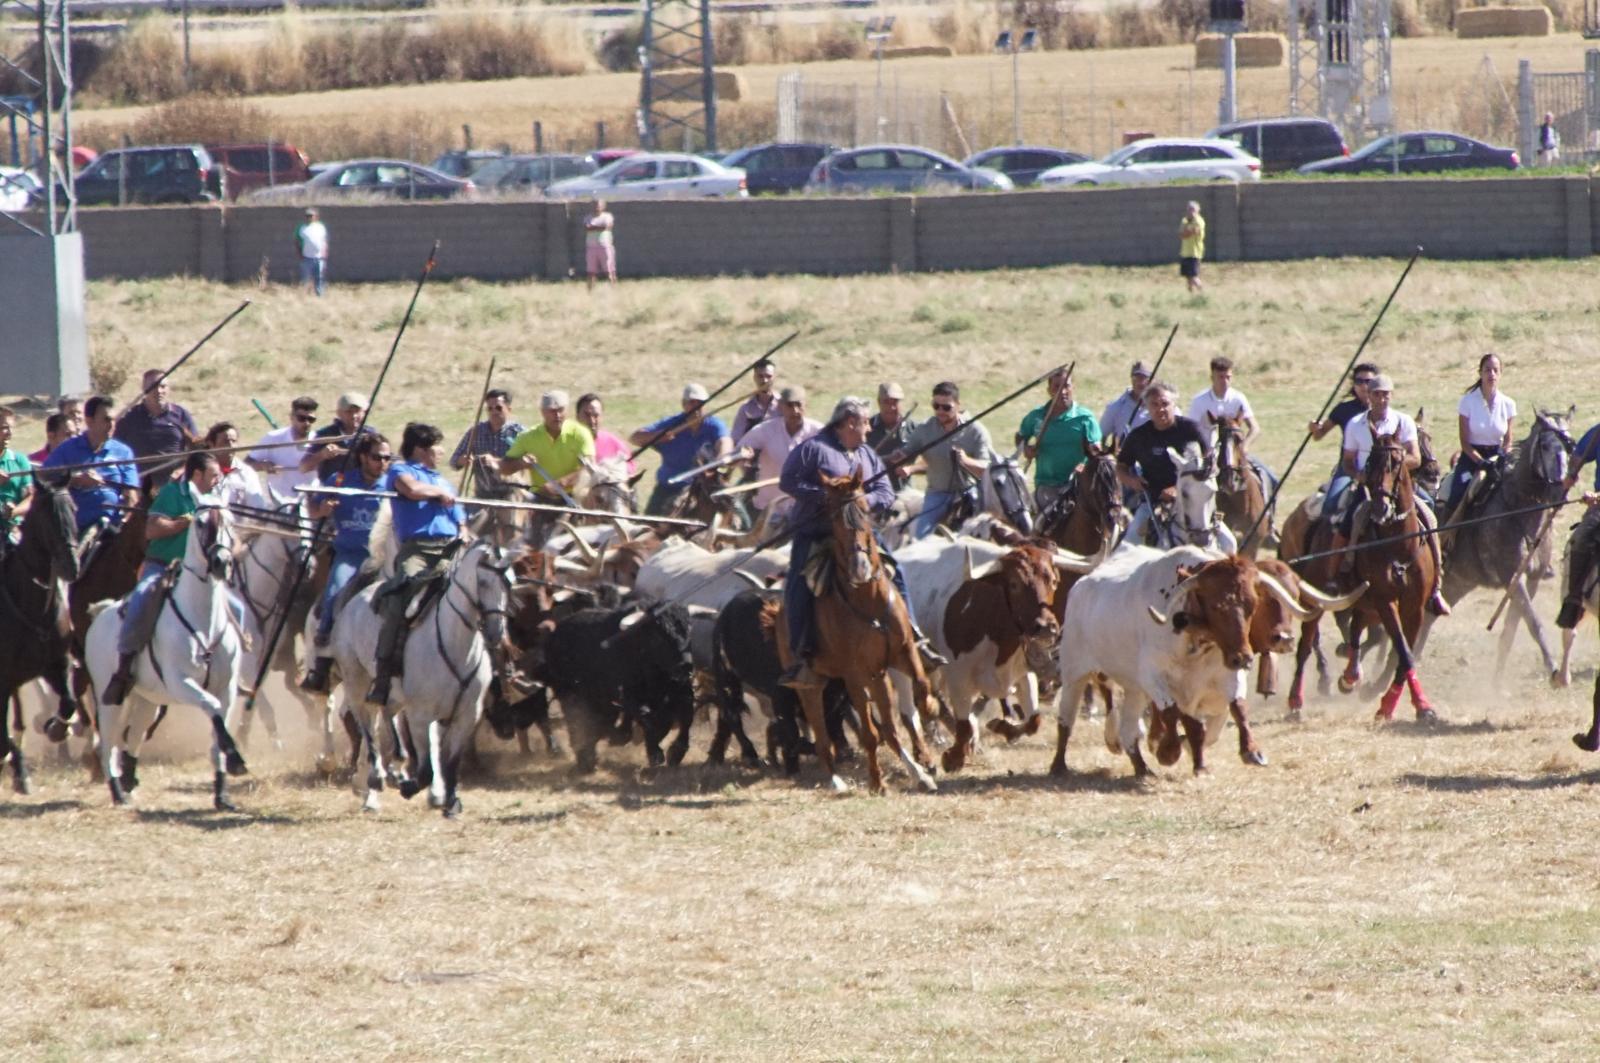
[1444,353,1516,520]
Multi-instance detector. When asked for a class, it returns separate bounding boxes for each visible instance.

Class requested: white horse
[324,537,514,817]
[1149,444,1238,554]
[85,503,248,810]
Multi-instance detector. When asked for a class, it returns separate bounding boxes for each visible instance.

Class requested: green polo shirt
[1019,401,1102,488]
[145,479,198,564]
[504,421,595,488]
[0,447,31,531]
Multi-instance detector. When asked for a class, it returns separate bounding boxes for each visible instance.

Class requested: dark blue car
[719,142,834,194]
[963,146,1088,188]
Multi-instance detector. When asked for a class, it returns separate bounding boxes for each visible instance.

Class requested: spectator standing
[247,396,319,505]
[1100,360,1153,442]
[1019,369,1101,511]
[737,386,822,531]
[449,388,525,499]
[0,406,33,543]
[629,383,733,516]
[114,368,198,489]
[585,199,616,290]
[730,360,779,444]
[1179,200,1205,293]
[866,382,918,493]
[297,208,329,296]
[1538,112,1561,167]
[301,392,373,482]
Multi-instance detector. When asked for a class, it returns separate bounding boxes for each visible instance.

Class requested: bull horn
[553,557,590,574]
[608,517,633,544]
[559,521,598,562]
[616,608,645,631]
[733,567,767,589]
[1147,605,1171,625]
[1256,571,1316,622]
[1053,547,1098,573]
[1295,579,1369,613]
[589,540,610,577]
[964,545,1000,582]
[685,604,718,618]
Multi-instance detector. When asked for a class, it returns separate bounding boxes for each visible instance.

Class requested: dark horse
[1414,409,1573,687]
[1213,413,1273,559]
[0,484,81,792]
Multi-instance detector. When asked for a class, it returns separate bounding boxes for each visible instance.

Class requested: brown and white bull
[1051,544,1359,777]
[892,535,1096,772]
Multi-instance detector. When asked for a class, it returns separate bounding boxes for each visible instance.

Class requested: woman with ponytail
[1443,352,1515,521]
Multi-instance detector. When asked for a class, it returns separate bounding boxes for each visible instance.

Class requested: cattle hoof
[398,779,423,800]
[1552,671,1570,690]
[43,716,69,744]
[224,751,249,777]
[428,790,447,809]
[315,754,338,777]
[940,748,966,774]
[1155,737,1183,768]
[443,797,463,819]
[1573,730,1600,753]
[214,795,240,813]
[1242,748,1268,767]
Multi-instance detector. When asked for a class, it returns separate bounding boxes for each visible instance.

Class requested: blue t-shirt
[1577,424,1600,489]
[385,461,464,542]
[42,432,139,531]
[323,468,384,554]
[641,413,731,484]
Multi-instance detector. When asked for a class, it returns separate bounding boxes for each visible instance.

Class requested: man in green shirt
[0,406,33,542]
[500,389,595,544]
[103,451,222,706]
[1018,369,1102,511]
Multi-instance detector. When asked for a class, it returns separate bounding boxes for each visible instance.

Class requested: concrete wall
[16,175,1599,286]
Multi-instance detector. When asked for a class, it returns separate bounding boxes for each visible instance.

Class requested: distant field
[75,31,1588,161]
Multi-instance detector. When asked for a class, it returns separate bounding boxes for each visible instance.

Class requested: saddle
[371,570,449,629]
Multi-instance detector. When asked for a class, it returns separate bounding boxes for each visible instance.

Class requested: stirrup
[778,661,824,691]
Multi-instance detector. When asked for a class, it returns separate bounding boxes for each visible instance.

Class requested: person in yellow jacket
[1179,200,1205,293]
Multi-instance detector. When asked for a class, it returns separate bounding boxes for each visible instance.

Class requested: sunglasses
[932,403,954,412]
[294,414,318,424]
[365,453,393,463]
[1353,378,1375,386]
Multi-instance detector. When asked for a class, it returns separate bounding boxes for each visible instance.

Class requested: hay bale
[649,69,747,103]
[882,45,957,59]
[1455,6,1552,37]
[1195,33,1286,68]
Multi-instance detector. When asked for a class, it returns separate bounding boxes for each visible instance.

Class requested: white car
[546,152,748,200]
[1037,137,1261,188]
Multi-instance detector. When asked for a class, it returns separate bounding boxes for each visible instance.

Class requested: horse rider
[730,359,780,445]
[101,450,223,706]
[368,422,466,708]
[576,393,634,474]
[1308,363,1380,478]
[114,368,198,490]
[1439,353,1516,526]
[203,422,270,511]
[736,386,821,535]
[892,381,996,539]
[1019,367,1101,513]
[629,383,733,517]
[1189,354,1277,504]
[1328,374,1452,616]
[450,387,525,500]
[1100,359,1153,443]
[500,390,595,544]
[301,392,373,483]
[27,412,69,466]
[300,432,393,693]
[0,406,33,548]
[42,394,140,539]
[246,396,320,505]
[866,382,918,494]
[1115,380,1211,547]
[776,396,947,690]
[1557,417,1600,630]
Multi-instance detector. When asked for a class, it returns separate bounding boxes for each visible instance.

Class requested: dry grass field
[7,257,1600,1058]
[75,29,1587,161]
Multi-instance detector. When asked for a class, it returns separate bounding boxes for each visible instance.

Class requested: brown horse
[1213,414,1272,559]
[776,469,939,794]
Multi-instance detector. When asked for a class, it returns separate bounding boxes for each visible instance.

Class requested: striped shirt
[450,420,525,496]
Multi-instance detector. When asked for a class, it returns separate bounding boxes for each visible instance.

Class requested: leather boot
[778,659,824,691]
[366,667,394,708]
[1559,536,1597,630]
[102,653,137,706]
[1330,532,1353,578]
[300,656,334,693]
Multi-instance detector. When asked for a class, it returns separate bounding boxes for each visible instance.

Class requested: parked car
[546,152,748,200]
[1037,138,1261,187]
[246,159,475,202]
[1205,117,1347,173]
[472,153,596,195]
[0,165,41,211]
[806,145,1014,194]
[206,142,312,200]
[586,148,640,169]
[73,144,225,205]
[719,142,834,194]
[963,146,1089,187]
[428,149,508,178]
[1298,131,1519,175]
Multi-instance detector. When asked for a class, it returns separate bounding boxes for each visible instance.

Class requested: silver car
[1038,138,1262,187]
[546,152,748,200]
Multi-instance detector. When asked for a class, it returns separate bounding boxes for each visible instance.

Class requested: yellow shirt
[504,421,596,487]
[1179,214,1206,259]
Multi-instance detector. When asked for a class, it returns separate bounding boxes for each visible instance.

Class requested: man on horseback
[368,423,466,708]
[892,382,996,539]
[42,394,139,536]
[500,390,595,543]
[1099,360,1153,442]
[300,432,392,694]
[101,451,223,706]
[1189,356,1260,449]
[1330,375,1451,616]
[736,386,821,534]
[0,407,32,547]
[114,369,198,490]
[450,388,525,500]
[1115,381,1211,548]
[777,397,947,690]
[630,383,733,517]
[866,382,918,494]
[1019,367,1101,514]
[1558,419,1600,629]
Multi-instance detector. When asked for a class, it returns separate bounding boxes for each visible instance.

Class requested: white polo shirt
[248,425,315,504]
[1342,408,1417,472]
[1188,386,1255,442]
[741,416,822,512]
[1457,388,1516,448]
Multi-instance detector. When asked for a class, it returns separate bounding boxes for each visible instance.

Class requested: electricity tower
[638,0,718,152]
[1289,0,1395,145]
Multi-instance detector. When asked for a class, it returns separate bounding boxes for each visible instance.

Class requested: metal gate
[774,72,947,152]
[1517,52,1599,164]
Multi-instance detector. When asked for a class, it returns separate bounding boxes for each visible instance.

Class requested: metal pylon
[1288,0,1394,145]
[639,0,717,153]
[1,0,76,235]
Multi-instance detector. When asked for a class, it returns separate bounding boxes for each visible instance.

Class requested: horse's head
[1166,444,1218,546]
[469,539,517,650]
[22,482,81,582]
[1075,444,1125,540]
[1527,407,1576,489]
[191,504,236,582]
[1413,407,1442,495]
[583,458,637,515]
[821,469,877,586]
[1211,414,1248,494]
[1362,434,1412,526]
[983,457,1034,535]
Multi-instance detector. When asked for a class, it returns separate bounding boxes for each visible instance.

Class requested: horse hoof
[1242,749,1268,767]
[1285,707,1303,724]
[828,775,849,793]
[315,754,338,777]
[43,717,69,744]
[12,772,32,796]
[1337,675,1358,694]
[1414,708,1439,726]
[224,751,249,777]
[1048,761,1068,779]
[398,780,422,800]
[214,796,240,813]
[1573,731,1600,753]
[443,798,463,819]
[428,790,446,809]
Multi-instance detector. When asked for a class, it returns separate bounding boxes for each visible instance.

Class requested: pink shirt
[592,429,635,475]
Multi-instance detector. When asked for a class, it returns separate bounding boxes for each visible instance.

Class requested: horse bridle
[1215,422,1248,494]
[1364,440,1411,527]
[432,543,514,718]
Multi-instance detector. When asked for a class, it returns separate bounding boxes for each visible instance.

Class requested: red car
[207,143,312,200]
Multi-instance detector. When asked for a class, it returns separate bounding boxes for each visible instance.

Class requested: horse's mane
[365,500,398,578]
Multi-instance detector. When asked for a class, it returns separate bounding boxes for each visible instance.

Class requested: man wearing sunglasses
[736,386,821,533]
[891,382,996,539]
[248,396,320,505]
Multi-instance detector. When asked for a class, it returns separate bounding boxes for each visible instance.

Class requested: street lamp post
[995,28,1038,146]
[865,16,895,140]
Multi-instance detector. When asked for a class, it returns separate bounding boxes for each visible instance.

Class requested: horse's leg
[1,692,25,796]
[1556,626,1578,690]
[1509,576,1560,681]
[1373,602,1432,721]
[1049,678,1088,777]
[1573,667,1600,752]
[850,680,885,795]
[1231,698,1267,767]
[96,690,127,807]
[797,688,843,792]
[1288,618,1317,718]
[871,674,936,793]
[1339,613,1366,693]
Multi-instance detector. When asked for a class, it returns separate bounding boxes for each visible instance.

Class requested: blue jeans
[913,490,960,539]
[117,559,170,655]
[785,532,917,659]
[1445,448,1499,520]
[300,257,327,296]
[315,547,366,645]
